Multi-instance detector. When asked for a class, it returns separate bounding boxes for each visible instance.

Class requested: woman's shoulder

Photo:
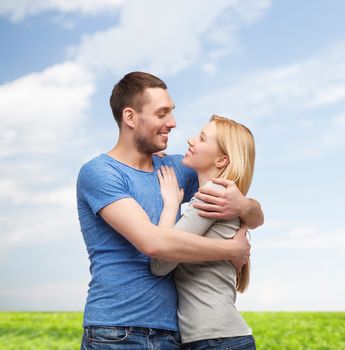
[189,180,226,206]
[202,180,227,192]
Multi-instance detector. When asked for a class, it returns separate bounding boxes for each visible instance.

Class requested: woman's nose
[187,138,194,146]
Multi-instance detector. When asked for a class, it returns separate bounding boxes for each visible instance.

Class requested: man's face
[134,88,176,154]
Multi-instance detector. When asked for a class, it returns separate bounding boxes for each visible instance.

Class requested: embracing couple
[77,72,264,350]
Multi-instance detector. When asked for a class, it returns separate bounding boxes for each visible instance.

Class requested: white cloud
[0,0,123,21]
[235,220,345,311]
[176,43,345,160]
[1,0,274,257]
[192,45,345,120]
[2,0,344,313]
[70,0,271,76]
[0,185,79,260]
[6,207,78,246]
[0,61,95,256]
[320,113,345,150]
[231,0,271,22]
[0,178,76,209]
[260,227,345,251]
[252,220,345,251]
[0,61,95,156]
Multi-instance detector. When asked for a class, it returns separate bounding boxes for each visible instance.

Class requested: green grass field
[0,312,344,350]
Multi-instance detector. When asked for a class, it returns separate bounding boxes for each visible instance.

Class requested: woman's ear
[215,155,229,169]
[122,107,137,129]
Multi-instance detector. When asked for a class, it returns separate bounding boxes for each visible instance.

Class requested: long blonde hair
[211,115,255,293]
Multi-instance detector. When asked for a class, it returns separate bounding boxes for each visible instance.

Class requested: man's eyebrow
[155,105,175,112]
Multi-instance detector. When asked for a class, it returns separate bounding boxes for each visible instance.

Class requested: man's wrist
[239,197,252,221]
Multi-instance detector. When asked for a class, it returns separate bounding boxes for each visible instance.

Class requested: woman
[151,115,256,350]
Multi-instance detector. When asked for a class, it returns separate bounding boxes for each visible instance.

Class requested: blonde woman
[151,115,256,350]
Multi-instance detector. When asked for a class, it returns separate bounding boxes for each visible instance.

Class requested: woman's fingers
[157,166,181,195]
[157,167,163,183]
[159,166,178,184]
[157,166,184,205]
[160,165,168,179]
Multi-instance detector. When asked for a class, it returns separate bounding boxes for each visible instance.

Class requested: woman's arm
[156,166,184,228]
[150,198,217,275]
[150,166,185,275]
[150,167,218,276]
[101,197,250,264]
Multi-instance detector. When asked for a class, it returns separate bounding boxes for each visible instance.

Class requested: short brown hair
[110,71,167,127]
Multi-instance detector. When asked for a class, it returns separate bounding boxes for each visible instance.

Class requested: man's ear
[215,155,229,169]
[122,107,137,129]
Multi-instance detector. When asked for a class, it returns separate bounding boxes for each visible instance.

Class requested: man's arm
[193,178,264,229]
[99,197,250,264]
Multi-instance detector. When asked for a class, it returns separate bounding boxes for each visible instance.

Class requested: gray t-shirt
[150,181,252,344]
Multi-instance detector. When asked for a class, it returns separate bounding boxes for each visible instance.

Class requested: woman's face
[182,121,222,172]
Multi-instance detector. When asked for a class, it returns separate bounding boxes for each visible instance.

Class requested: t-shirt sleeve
[150,183,218,276]
[77,161,132,216]
[181,165,199,203]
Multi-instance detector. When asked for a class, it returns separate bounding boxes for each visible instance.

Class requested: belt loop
[85,327,90,342]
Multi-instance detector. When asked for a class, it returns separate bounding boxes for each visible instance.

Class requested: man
[77,72,263,349]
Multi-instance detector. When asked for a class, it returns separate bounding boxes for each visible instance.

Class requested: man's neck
[107,144,154,172]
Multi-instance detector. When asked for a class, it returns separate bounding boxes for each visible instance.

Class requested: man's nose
[166,114,176,129]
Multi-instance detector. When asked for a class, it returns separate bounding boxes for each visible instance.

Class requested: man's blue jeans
[81,325,181,350]
[182,335,256,350]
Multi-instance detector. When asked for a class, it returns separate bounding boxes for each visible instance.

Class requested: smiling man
[77,71,263,350]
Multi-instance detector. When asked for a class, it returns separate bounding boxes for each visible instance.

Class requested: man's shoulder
[78,154,105,177]
[154,154,193,176]
[77,154,131,197]
[78,154,127,186]
[156,154,183,165]
[80,153,125,174]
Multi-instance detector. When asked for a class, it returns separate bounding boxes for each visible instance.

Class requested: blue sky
[1,0,344,311]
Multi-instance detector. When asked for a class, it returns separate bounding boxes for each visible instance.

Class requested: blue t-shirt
[77,153,198,330]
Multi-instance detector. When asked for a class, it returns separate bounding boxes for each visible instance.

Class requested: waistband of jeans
[85,325,179,336]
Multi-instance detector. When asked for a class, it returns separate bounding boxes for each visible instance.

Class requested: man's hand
[194,178,248,220]
[230,226,251,272]
[193,178,264,229]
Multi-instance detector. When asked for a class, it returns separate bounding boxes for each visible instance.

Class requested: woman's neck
[197,168,221,187]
